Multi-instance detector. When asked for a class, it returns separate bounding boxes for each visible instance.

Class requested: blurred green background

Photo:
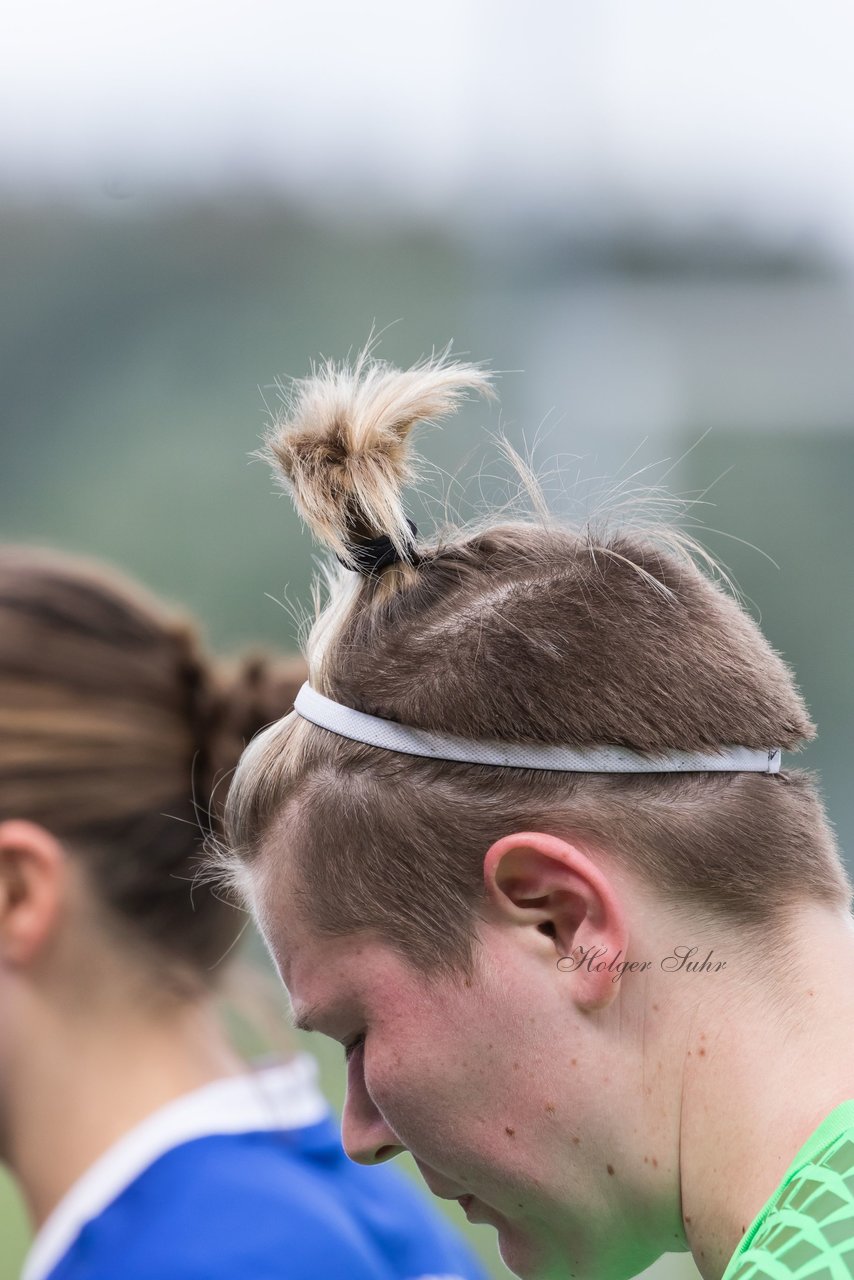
[3,4,854,1277]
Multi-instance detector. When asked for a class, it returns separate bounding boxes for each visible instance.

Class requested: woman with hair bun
[0,546,488,1280]
[215,348,854,1280]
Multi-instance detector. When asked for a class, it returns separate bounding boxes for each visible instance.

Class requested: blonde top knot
[257,346,495,573]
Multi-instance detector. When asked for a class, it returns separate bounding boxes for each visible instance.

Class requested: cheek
[366,994,571,1191]
[361,1009,458,1124]
[364,1009,503,1154]
[366,1031,554,1208]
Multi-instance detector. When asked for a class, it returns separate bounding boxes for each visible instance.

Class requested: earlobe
[0,820,67,967]
[483,831,630,1014]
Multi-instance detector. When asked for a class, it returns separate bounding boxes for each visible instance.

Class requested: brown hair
[216,349,852,978]
[0,545,305,990]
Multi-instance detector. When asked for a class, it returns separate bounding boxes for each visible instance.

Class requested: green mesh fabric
[721,1102,854,1280]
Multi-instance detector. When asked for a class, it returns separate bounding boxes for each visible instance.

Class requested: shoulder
[46,1129,485,1280]
[723,1129,854,1279]
[47,1129,388,1280]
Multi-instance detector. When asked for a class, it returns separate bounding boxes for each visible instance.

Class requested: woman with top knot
[213,348,854,1280]
[0,546,489,1280]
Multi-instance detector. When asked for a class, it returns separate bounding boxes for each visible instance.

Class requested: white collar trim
[21,1054,329,1280]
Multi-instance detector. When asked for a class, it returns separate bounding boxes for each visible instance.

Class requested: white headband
[293,683,781,774]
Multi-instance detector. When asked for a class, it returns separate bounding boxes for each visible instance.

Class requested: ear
[482,831,630,1012]
[0,820,67,967]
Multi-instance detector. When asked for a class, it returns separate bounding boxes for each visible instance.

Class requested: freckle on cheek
[544,1102,555,1114]
[572,1135,580,1145]
[505,1126,515,1137]
[571,1058,577,1066]
[606,1164,615,1176]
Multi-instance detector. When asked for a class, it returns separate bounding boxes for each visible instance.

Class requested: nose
[341,1052,407,1165]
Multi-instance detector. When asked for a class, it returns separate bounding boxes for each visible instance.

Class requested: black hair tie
[337,518,422,578]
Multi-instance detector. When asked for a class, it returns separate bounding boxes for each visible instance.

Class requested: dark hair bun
[190,649,306,825]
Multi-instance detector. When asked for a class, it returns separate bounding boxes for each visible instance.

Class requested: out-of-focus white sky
[3,0,854,256]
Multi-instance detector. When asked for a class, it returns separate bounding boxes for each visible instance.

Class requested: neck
[675,903,854,1280]
[7,987,248,1231]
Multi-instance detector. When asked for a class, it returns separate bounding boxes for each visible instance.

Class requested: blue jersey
[21,1057,487,1280]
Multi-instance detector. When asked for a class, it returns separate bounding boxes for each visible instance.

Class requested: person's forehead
[287,937,437,1048]
[244,825,305,940]
[246,846,398,1001]
[247,829,472,1026]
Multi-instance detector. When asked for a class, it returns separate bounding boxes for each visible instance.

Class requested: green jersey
[721,1099,854,1279]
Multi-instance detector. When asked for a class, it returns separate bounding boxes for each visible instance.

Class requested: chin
[495,1220,569,1280]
